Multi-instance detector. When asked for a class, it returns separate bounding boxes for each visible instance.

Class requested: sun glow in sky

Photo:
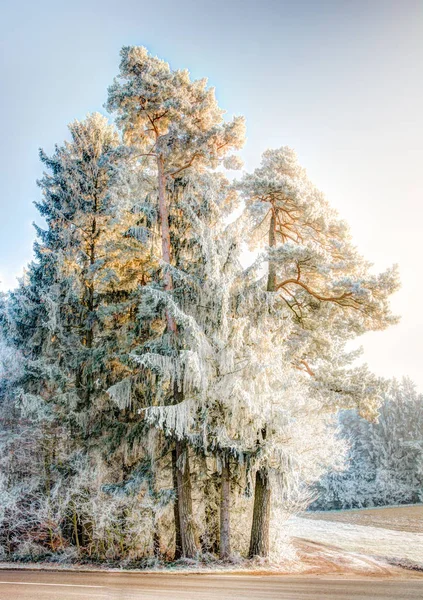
[0,0,422,387]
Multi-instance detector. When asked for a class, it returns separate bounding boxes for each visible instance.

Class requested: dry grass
[286,505,423,573]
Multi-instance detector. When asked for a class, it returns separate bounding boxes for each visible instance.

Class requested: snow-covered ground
[288,507,423,567]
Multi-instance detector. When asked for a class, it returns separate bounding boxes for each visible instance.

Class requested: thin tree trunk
[72,506,80,554]
[249,209,277,557]
[172,448,183,560]
[153,528,161,558]
[248,469,271,558]
[44,442,54,550]
[219,455,231,559]
[175,440,198,558]
[78,197,97,409]
[267,208,277,293]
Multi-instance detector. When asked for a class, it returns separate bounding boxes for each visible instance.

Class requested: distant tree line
[312,378,423,510]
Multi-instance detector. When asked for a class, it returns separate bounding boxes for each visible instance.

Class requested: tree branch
[277,278,357,306]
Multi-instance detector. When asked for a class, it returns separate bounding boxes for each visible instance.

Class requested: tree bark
[153,528,161,558]
[171,448,183,560]
[248,469,271,558]
[266,208,277,293]
[175,440,198,558]
[219,455,231,559]
[157,154,176,333]
[248,209,277,557]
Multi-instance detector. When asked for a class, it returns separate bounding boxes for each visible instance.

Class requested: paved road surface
[0,570,422,599]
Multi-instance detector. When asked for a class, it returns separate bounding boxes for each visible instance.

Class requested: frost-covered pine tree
[30,114,127,431]
[106,46,245,558]
[237,147,399,556]
[106,169,247,560]
[0,113,165,560]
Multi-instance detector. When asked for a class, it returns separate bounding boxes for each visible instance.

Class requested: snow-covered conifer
[107,46,245,558]
[237,147,400,556]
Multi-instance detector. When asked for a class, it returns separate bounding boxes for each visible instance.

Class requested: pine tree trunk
[248,469,271,558]
[172,448,183,560]
[219,455,231,559]
[157,154,176,333]
[158,153,182,559]
[249,209,277,557]
[267,209,277,293]
[175,440,198,558]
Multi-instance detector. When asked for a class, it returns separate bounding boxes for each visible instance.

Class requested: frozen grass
[288,511,423,566]
[303,504,423,534]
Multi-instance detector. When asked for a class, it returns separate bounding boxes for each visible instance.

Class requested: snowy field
[302,504,423,533]
[288,505,423,569]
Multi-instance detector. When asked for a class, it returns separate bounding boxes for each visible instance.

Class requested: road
[0,570,422,599]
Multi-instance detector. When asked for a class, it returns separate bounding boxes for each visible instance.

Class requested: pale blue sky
[1,0,422,387]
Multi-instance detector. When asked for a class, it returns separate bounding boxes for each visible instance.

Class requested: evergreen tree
[0,114,164,559]
[238,147,399,556]
[106,46,245,558]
